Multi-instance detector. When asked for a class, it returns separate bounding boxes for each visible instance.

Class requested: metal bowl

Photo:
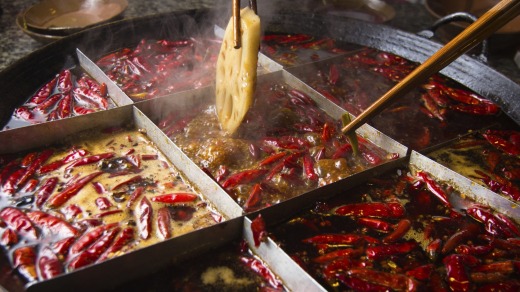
[22,0,128,36]
[16,11,63,44]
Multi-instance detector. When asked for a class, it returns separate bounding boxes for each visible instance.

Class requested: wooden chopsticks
[341,0,520,135]
[233,0,258,49]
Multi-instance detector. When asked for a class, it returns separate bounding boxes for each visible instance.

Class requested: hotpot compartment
[265,151,520,291]
[0,104,247,291]
[136,70,408,214]
[286,51,512,152]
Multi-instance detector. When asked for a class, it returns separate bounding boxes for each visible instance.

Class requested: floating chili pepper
[251,214,267,247]
[35,177,58,207]
[416,171,452,208]
[27,76,58,106]
[95,197,112,210]
[47,171,103,208]
[150,193,198,204]
[68,226,120,270]
[13,246,37,282]
[337,274,390,292]
[37,246,63,280]
[0,228,18,247]
[346,269,418,292]
[240,256,284,290]
[365,241,418,261]
[66,152,114,169]
[313,247,364,263]
[302,233,364,245]
[98,227,134,262]
[94,209,123,218]
[334,202,405,218]
[0,207,38,239]
[69,223,119,256]
[27,211,79,238]
[222,169,268,189]
[244,183,262,212]
[358,217,393,232]
[137,197,152,240]
[157,207,172,240]
[443,254,473,292]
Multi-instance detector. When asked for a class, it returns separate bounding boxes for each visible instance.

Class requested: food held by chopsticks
[216,6,261,135]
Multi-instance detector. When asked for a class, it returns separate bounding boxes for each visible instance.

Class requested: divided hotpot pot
[1,8,519,291]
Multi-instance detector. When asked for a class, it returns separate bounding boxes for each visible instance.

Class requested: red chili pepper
[302,153,318,181]
[150,193,198,204]
[57,69,72,93]
[323,258,371,282]
[95,197,112,210]
[36,93,62,113]
[451,101,500,116]
[259,152,287,167]
[251,214,267,247]
[47,171,103,208]
[442,254,472,292]
[112,175,142,191]
[405,264,433,281]
[56,92,72,119]
[14,106,35,122]
[426,87,450,107]
[455,244,493,256]
[98,227,134,262]
[137,197,152,240]
[21,178,39,193]
[383,219,411,243]
[92,182,106,194]
[37,246,63,280]
[337,274,390,292]
[157,207,172,240]
[35,177,58,207]
[334,202,405,218]
[94,209,123,218]
[72,87,108,110]
[126,186,145,208]
[16,149,54,190]
[0,228,18,246]
[302,233,363,245]
[66,152,114,169]
[243,183,262,212]
[332,143,353,159]
[313,247,363,264]
[347,268,418,291]
[2,169,26,194]
[13,246,37,282]
[416,171,452,208]
[467,205,517,238]
[420,93,446,122]
[365,241,418,261]
[69,223,119,256]
[0,161,17,185]
[27,76,58,106]
[141,154,158,160]
[494,213,520,237]
[222,169,268,189]
[482,131,520,156]
[328,63,339,85]
[68,226,121,270]
[240,256,284,290]
[441,222,482,254]
[50,237,76,258]
[358,217,393,232]
[0,207,38,239]
[27,211,79,238]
